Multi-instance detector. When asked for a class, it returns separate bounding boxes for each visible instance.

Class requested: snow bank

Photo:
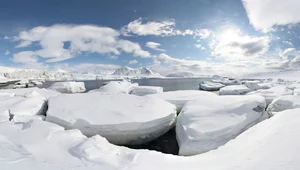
[294,89,300,96]
[199,81,225,91]
[219,85,251,95]
[1,109,300,169]
[131,86,163,96]
[267,95,300,116]
[48,81,86,93]
[176,95,266,156]
[46,93,176,145]
[147,90,217,112]
[247,85,293,105]
[89,81,138,94]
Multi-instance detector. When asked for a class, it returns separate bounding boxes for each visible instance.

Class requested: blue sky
[1,0,300,75]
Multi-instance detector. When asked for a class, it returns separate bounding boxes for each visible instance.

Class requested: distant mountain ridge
[112,66,162,77]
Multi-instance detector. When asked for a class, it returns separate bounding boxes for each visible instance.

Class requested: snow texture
[267,95,300,116]
[131,86,163,96]
[48,82,86,93]
[219,85,251,95]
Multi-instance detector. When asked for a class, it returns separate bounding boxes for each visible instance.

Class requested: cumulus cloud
[279,48,300,59]
[283,41,293,46]
[242,0,300,31]
[146,42,165,51]
[128,59,138,65]
[211,29,270,60]
[11,24,151,65]
[4,50,10,55]
[11,51,38,63]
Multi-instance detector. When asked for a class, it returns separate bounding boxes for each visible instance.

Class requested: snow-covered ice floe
[12,115,45,123]
[10,96,46,116]
[131,86,163,96]
[212,78,240,85]
[89,80,138,94]
[219,85,251,95]
[48,81,86,93]
[0,87,60,99]
[176,95,267,156]
[46,93,176,145]
[267,95,300,116]
[199,81,225,91]
[247,85,293,105]
[147,90,217,112]
[2,108,300,170]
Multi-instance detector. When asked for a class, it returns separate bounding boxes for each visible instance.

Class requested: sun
[219,29,241,43]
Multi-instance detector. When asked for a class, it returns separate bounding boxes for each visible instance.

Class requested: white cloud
[242,0,300,31]
[279,48,300,59]
[128,59,138,65]
[145,42,165,51]
[121,18,177,36]
[194,44,206,50]
[11,51,38,64]
[122,18,212,39]
[54,63,121,74]
[211,29,270,61]
[11,24,151,64]
[4,50,10,55]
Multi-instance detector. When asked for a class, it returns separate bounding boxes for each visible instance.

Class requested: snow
[0,95,24,122]
[294,89,300,96]
[131,86,163,96]
[267,95,300,116]
[199,81,225,91]
[12,115,45,123]
[211,75,222,79]
[219,85,251,95]
[244,80,262,91]
[176,95,266,156]
[48,81,86,93]
[0,87,60,99]
[112,66,162,77]
[0,75,12,84]
[212,78,240,85]
[10,97,46,116]
[147,90,217,112]
[1,109,300,169]
[247,85,293,105]
[46,93,177,145]
[89,81,138,94]
[257,82,273,89]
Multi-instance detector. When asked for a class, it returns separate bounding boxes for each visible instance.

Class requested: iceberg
[89,80,138,94]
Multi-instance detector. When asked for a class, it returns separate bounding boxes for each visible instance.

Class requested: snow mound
[0,87,60,99]
[219,85,251,95]
[46,93,177,145]
[247,85,293,105]
[48,82,86,93]
[131,86,163,96]
[294,89,300,96]
[243,80,262,91]
[176,95,266,156]
[267,95,300,116]
[89,81,138,94]
[199,81,225,91]
[147,90,217,112]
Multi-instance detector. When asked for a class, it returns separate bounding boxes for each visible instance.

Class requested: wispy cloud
[146,42,165,51]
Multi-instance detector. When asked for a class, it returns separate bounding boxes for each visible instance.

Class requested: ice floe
[131,86,163,96]
[219,85,251,95]
[46,93,177,145]
[267,95,300,116]
[176,95,266,156]
[199,81,225,91]
[48,82,86,93]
